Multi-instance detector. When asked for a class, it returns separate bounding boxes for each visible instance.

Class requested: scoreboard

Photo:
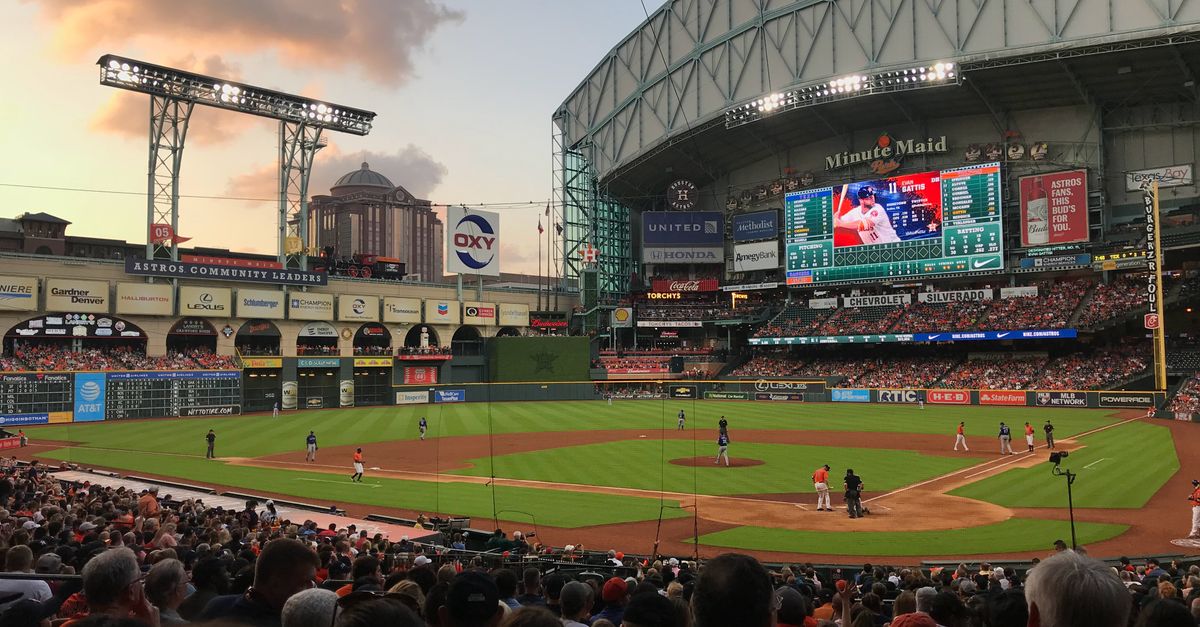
[106,371,241,420]
[0,373,72,424]
[785,163,1003,285]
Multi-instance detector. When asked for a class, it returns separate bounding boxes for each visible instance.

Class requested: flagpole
[537,218,543,311]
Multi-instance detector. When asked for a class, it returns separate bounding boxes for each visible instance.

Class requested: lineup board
[785,163,1003,284]
[0,373,72,416]
[106,371,241,420]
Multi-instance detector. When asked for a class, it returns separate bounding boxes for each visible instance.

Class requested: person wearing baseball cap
[1188,479,1200,539]
[441,571,502,627]
[592,577,629,625]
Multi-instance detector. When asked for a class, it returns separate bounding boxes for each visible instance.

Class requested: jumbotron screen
[785,163,1003,284]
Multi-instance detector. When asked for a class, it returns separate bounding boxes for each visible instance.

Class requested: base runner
[350,448,365,482]
[998,422,1013,455]
[813,464,832,511]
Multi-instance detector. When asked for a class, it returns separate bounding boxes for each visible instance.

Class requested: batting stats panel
[785,163,1003,285]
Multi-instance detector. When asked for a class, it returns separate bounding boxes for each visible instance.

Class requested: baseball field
[20,395,1197,562]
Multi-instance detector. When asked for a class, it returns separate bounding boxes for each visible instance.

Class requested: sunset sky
[0,1,651,274]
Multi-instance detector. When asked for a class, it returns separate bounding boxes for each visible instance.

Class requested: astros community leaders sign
[125,258,327,286]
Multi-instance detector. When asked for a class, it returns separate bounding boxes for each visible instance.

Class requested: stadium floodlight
[724,62,961,129]
[98,54,376,135]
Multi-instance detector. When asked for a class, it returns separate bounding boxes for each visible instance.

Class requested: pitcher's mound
[669,457,764,468]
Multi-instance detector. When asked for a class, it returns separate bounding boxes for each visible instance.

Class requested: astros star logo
[530,350,558,374]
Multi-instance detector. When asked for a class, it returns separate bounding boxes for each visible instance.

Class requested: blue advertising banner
[831,389,870,403]
[434,389,465,403]
[749,329,1078,346]
[733,210,779,242]
[642,212,724,245]
[0,413,48,426]
[107,371,241,380]
[297,358,341,368]
[73,373,107,422]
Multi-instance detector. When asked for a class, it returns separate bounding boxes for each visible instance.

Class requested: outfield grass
[450,440,980,495]
[36,446,687,528]
[949,420,1177,508]
[695,518,1129,556]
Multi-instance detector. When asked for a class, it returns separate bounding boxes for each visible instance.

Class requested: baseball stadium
[5,2,1200,621]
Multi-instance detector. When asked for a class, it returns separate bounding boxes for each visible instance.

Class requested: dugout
[241,366,281,413]
[296,357,341,409]
[352,357,391,407]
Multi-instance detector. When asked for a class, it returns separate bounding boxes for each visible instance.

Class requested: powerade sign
[73,373,107,422]
[1098,393,1155,408]
[831,389,870,403]
[732,210,778,242]
[434,389,465,403]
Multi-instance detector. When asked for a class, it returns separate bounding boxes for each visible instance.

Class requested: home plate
[369,466,382,470]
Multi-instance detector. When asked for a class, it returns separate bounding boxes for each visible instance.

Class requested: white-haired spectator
[1025,550,1130,627]
[144,558,189,624]
[63,547,157,626]
[282,588,339,627]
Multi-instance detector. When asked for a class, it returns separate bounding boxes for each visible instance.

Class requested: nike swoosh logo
[997,332,1010,338]
[928,334,940,340]
[972,258,998,269]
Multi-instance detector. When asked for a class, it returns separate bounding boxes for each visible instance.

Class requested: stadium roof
[331,162,395,191]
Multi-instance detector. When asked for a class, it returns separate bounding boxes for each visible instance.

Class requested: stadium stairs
[1066,283,1099,328]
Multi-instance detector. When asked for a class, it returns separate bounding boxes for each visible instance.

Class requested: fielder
[1188,479,1200,539]
[715,432,730,466]
[677,409,686,431]
[273,401,279,417]
[419,416,428,441]
[305,431,317,462]
[954,422,968,451]
[998,422,1013,455]
[350,448,365,482]
[813,464,832,511]
[1024,422,1036,452]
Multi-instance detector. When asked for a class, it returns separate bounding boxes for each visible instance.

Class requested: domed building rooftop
[330,162,394,194]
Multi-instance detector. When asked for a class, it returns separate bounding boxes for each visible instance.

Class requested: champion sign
[446,207,500,276]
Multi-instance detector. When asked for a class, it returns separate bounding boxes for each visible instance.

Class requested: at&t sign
[446,206,501,276]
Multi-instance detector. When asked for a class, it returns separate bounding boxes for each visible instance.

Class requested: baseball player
[835,186,900,245]
[350,448,365,482]
[419,416,428,441]
[1188,479,1200,539]
[305,431,317,462]
[273,401,279,417]
[718,416,729,436]
[1024,422,1036,452]
[998,422,1013,455]
[954,422,968,451]
[715,432,730,466]
[677,409,686,431]
[1044,420,1056,449]
[813,464,832,511]
[1145,406,1157,419]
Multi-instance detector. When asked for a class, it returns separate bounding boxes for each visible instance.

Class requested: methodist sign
[732,210,778,241]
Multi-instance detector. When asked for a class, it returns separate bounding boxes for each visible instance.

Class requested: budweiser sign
[651,279,720,293]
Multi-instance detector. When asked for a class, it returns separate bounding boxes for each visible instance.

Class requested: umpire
[844,469,865,519]
[205,429,216,459]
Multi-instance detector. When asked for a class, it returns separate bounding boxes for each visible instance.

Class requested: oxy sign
[446,206,500,276]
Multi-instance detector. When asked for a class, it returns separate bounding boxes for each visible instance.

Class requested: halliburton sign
[927,390,969,405]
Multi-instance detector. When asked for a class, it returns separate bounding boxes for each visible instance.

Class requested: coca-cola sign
[650,279,719,293]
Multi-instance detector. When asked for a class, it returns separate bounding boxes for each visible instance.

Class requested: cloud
[31,0,464,86]
[225,143,448,200]
[90,54,266,144]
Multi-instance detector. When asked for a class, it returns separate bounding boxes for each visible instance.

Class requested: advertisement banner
[980,390,1028,406]
[424,300,461,325]
[808,297,839,309]
[1125,164,1193,191]
[752,380,823,393]
[732,210,779,241]
[1018,253,1091,270]
[497,303,530,327]
[732,240,781,272]
[115,282,173,316]
[754,392,805,402]
[463,302,497,326]
[642,211,724,264]
[703,391,750,400]
[721,281,780,291]
[298,322,338,338]
[1019,169,1089,247]
[927,390,970,405]
[396,391,430,404]
[668,385,698,399]
[917,289,994,303]
[1035,391,1088,407]
[1098,392,1155,408]
[7,314,143,340]
[446,206,500,276]
[297,358,340,369]
[1000,286,1039,299]
[383,297,423,323]
[281,381,297,409]
[178,286,231,317]
[844,294,911,307]
[605,367,668,374]
[636,320,701,328]
[0,276,38,311]
[182,254,282,269]
[45,279,109,313]
[243,358,283,369]
[650,279,721,293]
[611,307,633,328]
[73,373,107,422]
[877,389,923,403]
[0,414,49,426]
[289,293,334,321]
[354,357,392,367]
[831,389,870,403]
[169,318,216,336]
[339,380,354,408]
[125,257,326,286]
[337,295,379,322]
[179,405,239,417]
[748,329,1078,345]
[434,389,465,403]
[236,289,285,319]
[403,366,438,385]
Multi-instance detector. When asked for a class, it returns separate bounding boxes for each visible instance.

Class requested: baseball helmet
[1193,479,1199,486]
[857,186,876,199]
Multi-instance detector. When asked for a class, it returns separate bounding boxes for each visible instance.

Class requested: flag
[555,222,563,235]
[545,202,551,217]
[537,220,544,235]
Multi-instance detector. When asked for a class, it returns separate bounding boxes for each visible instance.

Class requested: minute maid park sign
[824,133,948,175]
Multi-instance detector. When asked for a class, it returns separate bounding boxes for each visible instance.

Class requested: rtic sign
[928,390,969,405]
[650,279,720,292]
[877,389,921,403]
[446,207,500,276]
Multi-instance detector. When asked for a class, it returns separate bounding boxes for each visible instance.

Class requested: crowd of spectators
[1169,374,1200,416]
[0,460,1196,627]
[817,306,907,336]
[352,345,392,356]
[0,345,237,372]
[397,346,452,356]
[237,344,280,357]
[1029,346,1149,390]
[1077,274,1146,329]
[933,356,1048,390]
[849,357,961,389]
[596,357,671,372]
[890,302,992,334]
[975,280,1089,331]
[730,351,810,378]
[296,344,339,356]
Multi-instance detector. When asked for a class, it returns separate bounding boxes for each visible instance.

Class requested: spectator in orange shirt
[137,486,160,519]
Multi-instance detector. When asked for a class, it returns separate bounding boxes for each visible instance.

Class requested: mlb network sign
[446,206,500,276]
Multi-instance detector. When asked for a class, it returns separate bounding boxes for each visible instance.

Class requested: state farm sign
[980,390,1027,406]
[928,390,969,405]
[650,279,719,293]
